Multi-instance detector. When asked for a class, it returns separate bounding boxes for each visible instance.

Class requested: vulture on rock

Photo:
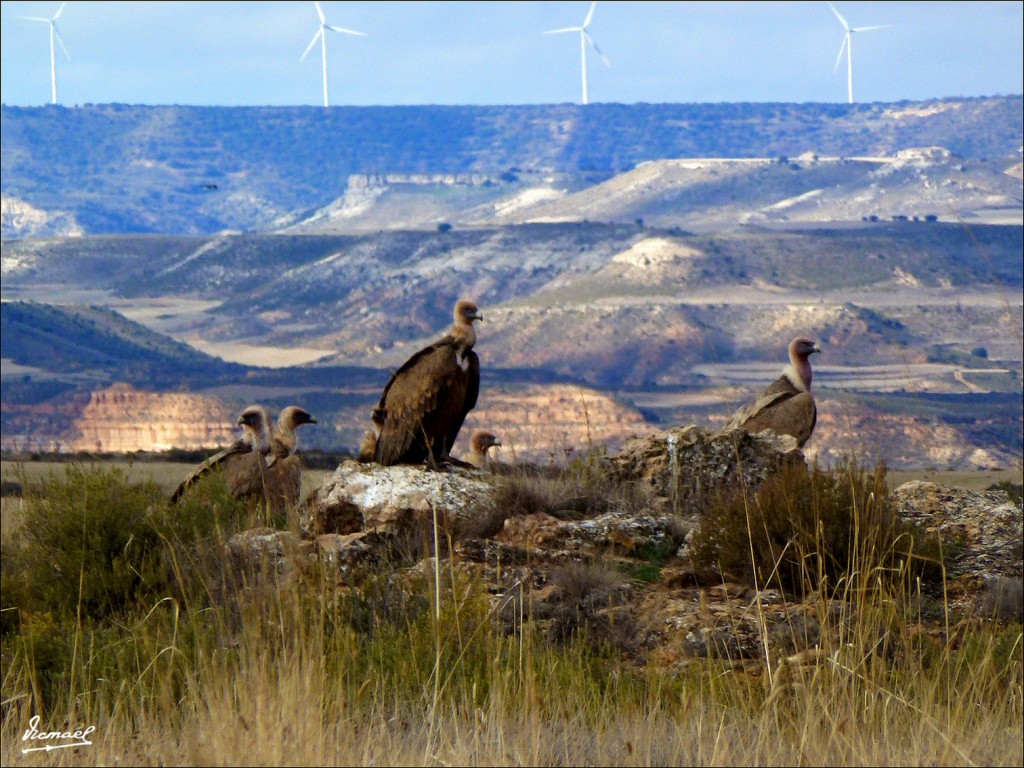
[722,337,821,448]
[461,429,502,469]
[265,405,317,516]
[170,404,274,504]
[369,299,482,469]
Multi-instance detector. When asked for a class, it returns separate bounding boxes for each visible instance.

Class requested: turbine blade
[52,1,67,20]
[300,29,322,61]
[833,34,847,72]
[326,25,367,36]
[826,1,849,30]
[851,24,890,32]
[585,33,609,66]
[54,25,71,61]
[583,0,598,28]
[544,27,581,35]
[313,1,325,24]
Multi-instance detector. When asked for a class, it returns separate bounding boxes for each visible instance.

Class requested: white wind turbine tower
[300,1,366,107]
[16,2,70,105]
[827,1,889,104]
[544,1,609,105]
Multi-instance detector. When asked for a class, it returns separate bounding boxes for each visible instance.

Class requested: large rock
[893,481,1023,619]
[301,460,501,541]
[607,425,806,517]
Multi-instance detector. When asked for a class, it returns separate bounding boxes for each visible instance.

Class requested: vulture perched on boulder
[170,404,274,504]
[366,299,482,469]
[722,337,821,448]
[461,429,502,469]
[264,405,316,516]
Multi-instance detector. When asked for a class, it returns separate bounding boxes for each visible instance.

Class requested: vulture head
[237,405,273,455]
[452,299,483,346]
[787,337,822,391]
[274,406,317,457]
[471,430,502,454]
[279,406,317,430]
[465,429,502,468]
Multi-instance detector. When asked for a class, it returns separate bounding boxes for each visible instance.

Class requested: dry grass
[1,462,1021,766]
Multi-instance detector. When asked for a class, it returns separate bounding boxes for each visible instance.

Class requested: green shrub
[5,464,168,621]
[689,459,943,596]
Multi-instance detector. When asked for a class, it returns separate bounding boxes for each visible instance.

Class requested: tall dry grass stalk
[1,462,1021,766]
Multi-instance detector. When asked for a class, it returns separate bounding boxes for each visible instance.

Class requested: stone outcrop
[224,426,1022,668]
[893,480,1023,620]
[300,460,501,542]
[607,424,805,517]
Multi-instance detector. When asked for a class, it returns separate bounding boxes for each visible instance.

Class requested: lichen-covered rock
[893,481,1023,580]
[607,425,805,517]
[893,480,1023,619]
[301,460,501,541]
[225,528,311,580]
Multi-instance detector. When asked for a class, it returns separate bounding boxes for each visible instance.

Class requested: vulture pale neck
[786,342,818,392]
[451,315,478,349]
[240,408,272,455]
[275,408,316,456]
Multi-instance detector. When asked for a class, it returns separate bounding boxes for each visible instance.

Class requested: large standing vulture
[461,429,502,469]
[170,404,273,504]
[722,337,821,447]
[264,405,317,516]
[369,299,482,469]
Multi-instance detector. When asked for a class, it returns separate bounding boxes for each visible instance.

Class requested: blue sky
[1,1,1021,107]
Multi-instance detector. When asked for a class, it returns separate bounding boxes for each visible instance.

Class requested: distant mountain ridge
[2,97,1021,236]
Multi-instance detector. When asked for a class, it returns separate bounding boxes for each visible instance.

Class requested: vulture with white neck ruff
[170,404,274,504]
[723,337,821,448]
[368,299,482,469]
[265,405,317,514]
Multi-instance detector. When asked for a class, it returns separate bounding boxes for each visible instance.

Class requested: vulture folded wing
[170,440,250,504]
[725,374,817,447]
[226,451,270,500]
[265,455,303,513]
[374,340,469,466]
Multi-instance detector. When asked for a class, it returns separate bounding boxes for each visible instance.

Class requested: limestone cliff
[458,383,648,463]
[69,383,237,453]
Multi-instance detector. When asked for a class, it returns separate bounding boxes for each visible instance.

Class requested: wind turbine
[16,2,70,105]
[543,1,609,105]
[300,1,366,107]
[827,1,889,104]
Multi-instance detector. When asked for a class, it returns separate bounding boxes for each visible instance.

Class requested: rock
[301,460,502,541]
[225,528,311,580]
[893,480,1023,618]
[607,424,805,517]
[893,481,1022,581]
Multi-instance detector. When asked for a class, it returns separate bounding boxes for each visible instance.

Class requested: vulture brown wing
[265,454,303,515]
[170,440,250,504]
[375,340,465,466]
[226,451,270,500]
[724,375,801,432]
[739,392,817,447]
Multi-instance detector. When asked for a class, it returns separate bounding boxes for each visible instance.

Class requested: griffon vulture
[461,429,502,469]
[369,299,482,468]
[170,404,273,504]
[264,405,317,515]
[722,337,821,447]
